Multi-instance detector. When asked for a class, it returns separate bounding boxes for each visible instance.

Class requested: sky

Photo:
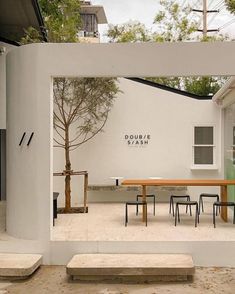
[91,0,235,42]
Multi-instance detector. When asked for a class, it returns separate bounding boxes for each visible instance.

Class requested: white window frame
[191,124,217,170]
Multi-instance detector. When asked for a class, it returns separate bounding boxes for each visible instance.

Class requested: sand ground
[0,266,234,294]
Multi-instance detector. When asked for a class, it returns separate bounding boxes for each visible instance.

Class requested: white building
[1,1,235,266]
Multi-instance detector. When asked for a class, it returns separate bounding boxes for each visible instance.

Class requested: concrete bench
[0,254,42,279]
[67,254,195,282]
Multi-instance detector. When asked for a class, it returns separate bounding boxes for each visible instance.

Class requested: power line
[219,18,235,30]
[213,0,224,10]
[192,0,219,37]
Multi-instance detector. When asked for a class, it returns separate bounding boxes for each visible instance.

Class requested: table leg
[220,185,228,222]
[142,185,147,222]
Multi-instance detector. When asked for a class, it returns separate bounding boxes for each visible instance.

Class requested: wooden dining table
[122,179,235,223]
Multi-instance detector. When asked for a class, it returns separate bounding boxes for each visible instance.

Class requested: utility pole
[192,0,219,37]
[203,0,207,37]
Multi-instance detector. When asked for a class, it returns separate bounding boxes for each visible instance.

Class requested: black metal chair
[213,201,235,228]
[199,193,220,214]
[53,192,59,226]
[136,194,156,215]
[175,201,199,227]
[169,195,191,216]
[125,201,147,226]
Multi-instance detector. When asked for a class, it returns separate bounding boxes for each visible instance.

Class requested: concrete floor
[51,202,235,241]
[0,265,234,294]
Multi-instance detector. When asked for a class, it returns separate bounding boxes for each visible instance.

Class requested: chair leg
[186,196,190,213]
[201,197,204,212]
[213,204,216,228]
[175,203,178,226]
[195,204,198,227]
[125,204,128,226]
[169,196,172,214]
[136,195,139,215]
[145,203,148,226]
[153,195,156,216]
[177,204,180,223]
[189,204,192,216]
[199,196,202,215]
[216,196,221,213]
[172,198,175,217]
[197,204,200,224]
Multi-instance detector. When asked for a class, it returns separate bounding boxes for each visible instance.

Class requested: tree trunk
[64,128,71,212]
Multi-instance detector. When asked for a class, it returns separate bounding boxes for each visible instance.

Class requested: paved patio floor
[51,202,235,241]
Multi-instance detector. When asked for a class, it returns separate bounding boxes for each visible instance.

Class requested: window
[193,126,215,167]
[81,14,98,33]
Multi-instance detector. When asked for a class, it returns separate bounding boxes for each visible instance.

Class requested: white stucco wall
[0,42,15,129]
[53,78,222,206]
[5,42,235,264]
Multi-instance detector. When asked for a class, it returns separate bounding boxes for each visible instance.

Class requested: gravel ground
[0,266,234,294]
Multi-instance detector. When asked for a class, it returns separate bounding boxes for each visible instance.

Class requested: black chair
[199,193,220,214]
[136,194,156,215]
[175,201,199,227]
[213,201,235,228]
[53,192,59,226]
[125,201,147,226]
[169,195,191,216]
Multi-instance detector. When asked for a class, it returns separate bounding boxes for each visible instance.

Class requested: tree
[153,0,197,42]
[107,21,151,43]
[21,0,81,44]
[184,76,223,96]
[53,78,119,212]
[107,0,229,96]
[21,1,120,212]
[225,0,235,14]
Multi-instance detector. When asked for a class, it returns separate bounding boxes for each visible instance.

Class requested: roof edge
[212,76,235,105]
[31,0,48,42]
[0,36,20,46]
[125,78,213,100]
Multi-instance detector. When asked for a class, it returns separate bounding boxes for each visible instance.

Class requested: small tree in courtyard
[53,77,119,212]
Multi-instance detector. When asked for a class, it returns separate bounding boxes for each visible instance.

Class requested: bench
[0,254,42,279]
[67,253,195,282]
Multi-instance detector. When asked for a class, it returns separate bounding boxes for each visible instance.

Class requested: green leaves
[107,21,151,43]
[225,0,235,14]
[53,78,120,150]
[153,0,197,42]
[20,0,81,43]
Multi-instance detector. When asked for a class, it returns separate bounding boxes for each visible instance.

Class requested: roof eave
[80,5,107,24]
[213,77,235,107]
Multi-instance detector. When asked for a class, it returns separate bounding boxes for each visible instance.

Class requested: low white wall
[53,78,222,206]
[50,240,235,267]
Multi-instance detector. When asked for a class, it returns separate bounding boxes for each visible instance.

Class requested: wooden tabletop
[122,179,235,186]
